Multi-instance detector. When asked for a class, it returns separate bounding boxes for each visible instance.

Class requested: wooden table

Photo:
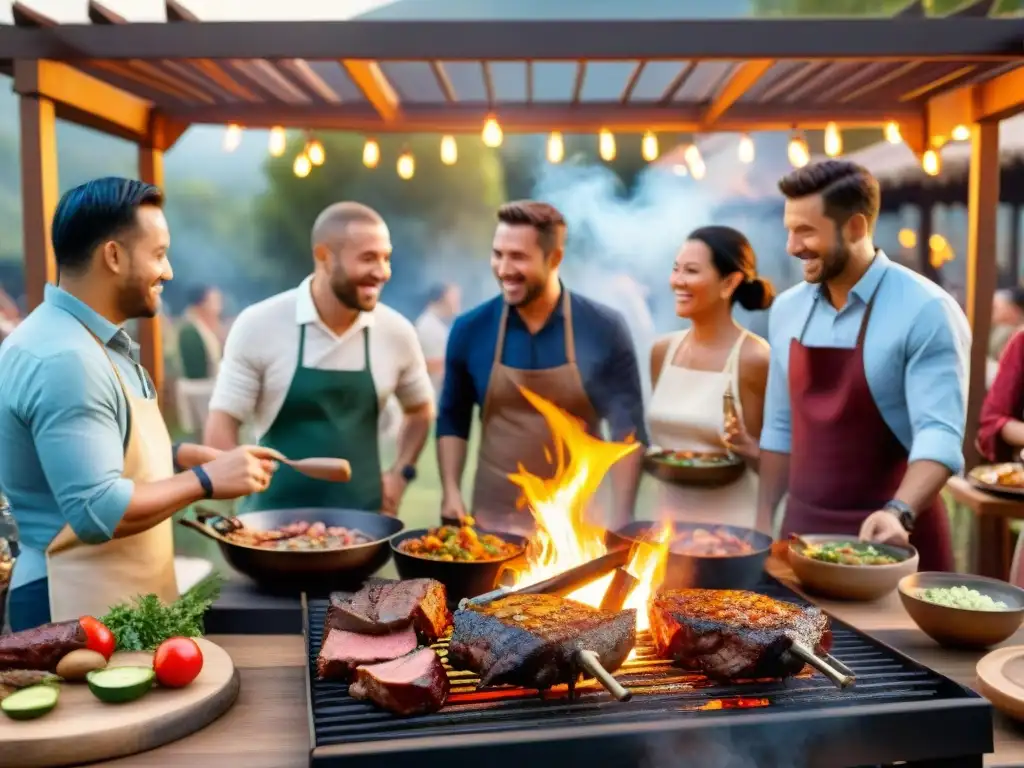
[946,476,1024,581]
[94,558,1024,768]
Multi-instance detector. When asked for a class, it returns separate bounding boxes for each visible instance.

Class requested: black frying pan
[179,506,404,594]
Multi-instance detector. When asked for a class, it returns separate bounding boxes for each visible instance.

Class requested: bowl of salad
[643,447,746,488]
[898,572,1024,649]
[788,534,919,601]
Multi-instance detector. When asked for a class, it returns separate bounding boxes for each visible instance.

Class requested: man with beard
[0,177,277,630]
[205,202,434,515]
[753,160,970,571]
[437,201,646,535]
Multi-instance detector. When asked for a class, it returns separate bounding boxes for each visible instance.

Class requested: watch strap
[883,499,915,531]
[192,465,215,499]
[400,464,417,482]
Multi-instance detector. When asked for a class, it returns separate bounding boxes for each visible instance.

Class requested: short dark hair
[777,160,880,230]
[497,200,567,254]
[687,225,776,312]
[51,177,164,275]
[187,285,217,308]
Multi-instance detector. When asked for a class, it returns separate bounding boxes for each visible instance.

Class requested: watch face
[401,465,417,482]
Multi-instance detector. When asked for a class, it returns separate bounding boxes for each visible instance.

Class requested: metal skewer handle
[576,649,632,702]
[789,641,855,689]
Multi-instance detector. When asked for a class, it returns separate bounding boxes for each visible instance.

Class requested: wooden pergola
[2,0,1024,467]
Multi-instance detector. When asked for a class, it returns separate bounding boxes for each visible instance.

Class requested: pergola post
[138,116,166,402]
[964,120,1001,471]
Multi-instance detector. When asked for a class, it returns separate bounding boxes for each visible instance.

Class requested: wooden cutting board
[0,638,239,768]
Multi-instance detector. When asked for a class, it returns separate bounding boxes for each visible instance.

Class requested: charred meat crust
[325,577,451,641]
[348,648,450,716]
[0,620,87,672]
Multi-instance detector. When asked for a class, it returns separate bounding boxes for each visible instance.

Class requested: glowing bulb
[787,133,810,168]
[482,116,503,148]
[641,131,659,162]
[397,150,415,180]
[306,140,325,166]
[672,163,688,177]
[598,129,616,162]
[922,149,941,176]
[884,121,901,144]
[738,134,755,164]
[269,126,287,157]
[223,124,242,152]
[897,228,917,249]
[547,132,564,164]
[689,158,706,180]
[293,153,311,178]
[440,135,458,166]
[684,143,702,168]
[951,124,970,142]
[824,122,842,157]
[362,139,380,169]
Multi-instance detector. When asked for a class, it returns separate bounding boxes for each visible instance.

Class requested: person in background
[649,226,773,528]
[990,287,1024,361]
[415,282,461,399]
[204,201,435,516]
[437,201,647,535]
[0,177,275,631]
[175,285,224,440]
[978,328,1024,464]
[0,284,21,343]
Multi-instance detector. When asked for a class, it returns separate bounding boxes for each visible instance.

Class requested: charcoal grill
[303,577,992,768]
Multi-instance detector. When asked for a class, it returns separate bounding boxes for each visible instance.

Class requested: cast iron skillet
[180,506,404,594]
[606,520,771,590]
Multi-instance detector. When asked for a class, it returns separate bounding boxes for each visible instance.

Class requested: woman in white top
[647,226,774,528]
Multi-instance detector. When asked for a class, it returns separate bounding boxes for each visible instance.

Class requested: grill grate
[304,578,992,768]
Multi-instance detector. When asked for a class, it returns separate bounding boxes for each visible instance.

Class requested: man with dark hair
[756,160,970,571]
[437,200,647,535]
[0,176,277,630]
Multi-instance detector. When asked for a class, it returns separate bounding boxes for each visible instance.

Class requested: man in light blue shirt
[751,160,969,571]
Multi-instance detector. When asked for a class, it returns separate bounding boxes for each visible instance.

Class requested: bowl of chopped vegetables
[643,448,747,488]
[898,572,1024,649]
[788,535,919,601]
[391,519,527,604]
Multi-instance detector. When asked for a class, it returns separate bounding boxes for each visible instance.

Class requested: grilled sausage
[0,620,87,672]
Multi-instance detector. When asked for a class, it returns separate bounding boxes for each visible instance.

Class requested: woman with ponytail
[647,225,774,527]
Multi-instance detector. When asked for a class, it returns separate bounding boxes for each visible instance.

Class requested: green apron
[241,324,382,512]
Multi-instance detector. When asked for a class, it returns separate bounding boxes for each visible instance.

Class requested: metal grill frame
[301,579,992,768]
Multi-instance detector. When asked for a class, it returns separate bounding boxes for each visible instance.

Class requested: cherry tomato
[79,616,116,659]
[153,637,204,688]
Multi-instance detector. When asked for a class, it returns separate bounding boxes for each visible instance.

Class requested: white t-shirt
[209,276,434,441]
[414,308,450,397]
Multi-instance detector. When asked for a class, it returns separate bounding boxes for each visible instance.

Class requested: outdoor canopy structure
[2,0,1024,466]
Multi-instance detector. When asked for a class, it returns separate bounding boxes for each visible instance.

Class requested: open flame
[505,387,671,628]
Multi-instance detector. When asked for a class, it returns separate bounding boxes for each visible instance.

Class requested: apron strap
[797,293,820,345]
[296,323,308,370]
[77,323,135,453]
[493,303,510,367]
[561,290,576,364]
[361,326,371,371]
[855,270,889,348]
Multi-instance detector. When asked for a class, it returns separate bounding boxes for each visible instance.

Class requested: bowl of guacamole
[899,572,1024,649]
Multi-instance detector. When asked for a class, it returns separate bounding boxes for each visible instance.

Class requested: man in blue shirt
[751,160,970,571]
[436,201,647,535]
[0,176,277,630]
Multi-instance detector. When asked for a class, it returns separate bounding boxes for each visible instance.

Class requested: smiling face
[669,239,743,319]
[107,204,173,320]
[491,222,559,307]
[782,193,851,285]
[325,220,393,311]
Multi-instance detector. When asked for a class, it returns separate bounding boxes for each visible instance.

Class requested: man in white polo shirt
[204,202,435,515]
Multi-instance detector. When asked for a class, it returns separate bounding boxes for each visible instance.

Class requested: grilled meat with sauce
[326,578,451,642]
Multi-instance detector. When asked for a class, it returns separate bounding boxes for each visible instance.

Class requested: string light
[922,149,941,176]
[884,121,902,144]
[293,153,311,178]
[440,135,458,166]
[306,139,325,167]
[738,134,755,164]
[598,129,616,162]
[684,143,705,179]
[824,122,843,157]
[269,126,287,158]
[641,131,659,162]
[547,132,564,164]
[897,229,917,249]
[951,124,970,141]
[223,124,242,152]
[397,149,415,180]
[787,131,810,168]
[362,138,380,169]
[482,115,503,148]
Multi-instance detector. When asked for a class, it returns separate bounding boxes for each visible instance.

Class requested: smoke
[636,722,829,768]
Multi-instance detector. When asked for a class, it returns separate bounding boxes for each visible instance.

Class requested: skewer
[787,641,855,689]
[821,652,855,678]
[576,649,632,702]
[599,568,640,613]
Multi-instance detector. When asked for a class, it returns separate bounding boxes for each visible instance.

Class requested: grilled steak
[316,625,419,681]
[448,593,636,690]
[648,588,833,681]
[0,620,87,672]
[326,578,451,641]
[349,647,450,716]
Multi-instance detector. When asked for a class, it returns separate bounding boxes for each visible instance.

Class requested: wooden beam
[702,60,773,127]
[137,119,166,402]
[963,120,1000,471]
[19,92,58,312]
[974,66,1024,122]
[341,61,400,122]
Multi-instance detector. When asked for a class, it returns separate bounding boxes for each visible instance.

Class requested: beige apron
[46,331,179,622]
[470,291,603,536]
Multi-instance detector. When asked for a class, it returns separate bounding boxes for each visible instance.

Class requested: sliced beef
[316,625,419,681]
[648,588,833,681]
[0,620,87,672]
[349,647,450,716]
[326,578,451,641]
[448,593,636,690]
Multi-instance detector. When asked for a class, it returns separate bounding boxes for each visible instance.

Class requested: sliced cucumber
[1,684,59,720]
[86,666,155,704]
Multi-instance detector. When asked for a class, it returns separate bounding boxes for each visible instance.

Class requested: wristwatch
[883,499,915,532]
[399,464,418,483]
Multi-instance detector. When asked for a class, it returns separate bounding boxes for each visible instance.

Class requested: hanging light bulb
[440,135,458,166]
[787,132,810,168]
[951,124,970,142]
[362,138,380,169]
[641,131,659,162]
[684,143,702,168]
[884,121,902,144]
[824,122,843,157]
[482,115,503,148]
[598,129,616,162]
[922,149,941,176]
[223,124,242,152]
[397,149,415,180]
[306,139,325,167]
[547,132,564,164]
[738,133,755,164]
[293,153,311,178]
[269,126,287,157]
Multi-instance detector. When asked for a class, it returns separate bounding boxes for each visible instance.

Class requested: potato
[56,649,107,681]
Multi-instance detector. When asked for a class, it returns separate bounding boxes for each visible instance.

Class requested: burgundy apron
[779,273,954,572]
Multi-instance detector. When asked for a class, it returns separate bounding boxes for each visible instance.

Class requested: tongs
[786,641,855,689]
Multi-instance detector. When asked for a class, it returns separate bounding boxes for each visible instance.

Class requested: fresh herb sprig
[100,572,224,652]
